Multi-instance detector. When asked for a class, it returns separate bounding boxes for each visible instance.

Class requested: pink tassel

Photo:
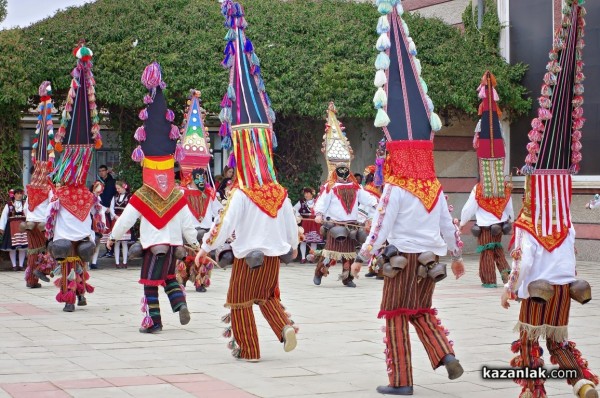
[527,142,540,154]
[227,340,235,350]
[572,107,584,119]
[221,313,231,324]
[141,315,154,328]
[134,126,146,142]
[165,109,175,122]
[531,118,544,131]
[143,94,153,104]
[538,96,552,109]
[572,130,582,141]
[528,130,543,142]
[525,154,538,164]
[574,83,584,95]
[64,291,76,304]
[537,108,552,121]
[174,143,185,162]
[220,94,232,108]
[219,123,230,137]
[67,280,76,290]
[55,292,64,303]
[131,145,144,162]
[65,103,73,112]
[222,327,232,338]
[571,151,582,163]
[572,96,584,109]
[169,124,180,140]
[573,118,586,130]
[85,284,94,294]
[54,278,62,288]
[139,108,148,120]
[477,85,486,99]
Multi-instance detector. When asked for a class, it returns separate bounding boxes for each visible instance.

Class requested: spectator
[354,173,363,186]
[97,165,116,257]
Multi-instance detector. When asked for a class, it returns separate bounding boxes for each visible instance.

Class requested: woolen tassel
[134,126,146,142]
[425,95,434,112]
[430,112,443,131]
[221,313,231,324]
[408,39,417,55]
[85,284,94,293]
[224,28,236,41]
[374,70,387,87]
[377,1,393,15]
[227,85,236,101]
[174,143,185,162]
[402,20,409,36]
[374,108,391,127]
[169,124,180,140]
[165,109,175,122]
[131,145,144,162]
[220,94,232,108]
[414,58,422,75]
[219,123,229,137]
[138,108,148,120]
[221,54,234,69]
[420,77,428,94]
[375,52,390,70]
[227,152,236,168]
[244,38,254,53]
[373,87,388,108]
[377,15,390,34]
[141,315,154,328]
[257,77,265,92]
[250,52,260,66]
[143,94,153,104]
[222,135,232,150]
[396,2,404,15]
[376,33,391,51]
[67,269,76,281]
[537,108,552,121]
[222,327,232,338]
[267,107,276,123]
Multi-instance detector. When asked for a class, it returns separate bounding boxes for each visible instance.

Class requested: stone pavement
[0,256,599,398]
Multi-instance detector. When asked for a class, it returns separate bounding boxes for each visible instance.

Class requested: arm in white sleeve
[22,200,28,217]
[110,204,140,241]
[459,188,478,227]
[181,205,200,246]
[314,189,332,216]
[0,205,8,229]
[358,187,379,208]
[438,193,459,255]
[506,197,515,221]
[201,190,241,252]
[283,200,300,248]
[109,197,116,218]
[360,184,400,255]
[505,228,535,295]
[293,201,301,215]
[210,197,224,220]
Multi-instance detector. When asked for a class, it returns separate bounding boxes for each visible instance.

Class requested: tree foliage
[0,0,531,193]
[0,0,7,24]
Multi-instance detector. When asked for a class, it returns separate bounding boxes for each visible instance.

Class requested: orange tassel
[95,139,102,149]
[55,142,63,152]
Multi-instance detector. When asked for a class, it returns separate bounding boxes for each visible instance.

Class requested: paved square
[0,256,598,397]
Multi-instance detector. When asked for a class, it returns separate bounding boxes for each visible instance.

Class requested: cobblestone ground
[0,256,598,397]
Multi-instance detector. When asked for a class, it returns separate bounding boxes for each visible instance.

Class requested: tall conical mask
[179,89,211,186]
[515,0,587,251]
[52,41,101,186]
[372,0,443,212]
[321,102,354,181]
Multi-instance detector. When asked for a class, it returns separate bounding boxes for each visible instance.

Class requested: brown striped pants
[380,253,454,387]
[478,227,509,285]
[226,255,292,360]
[515,285,591,390]
[25,228,48,287]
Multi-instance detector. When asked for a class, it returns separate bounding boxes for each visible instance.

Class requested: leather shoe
[139,324,162,334]
[376,385,413,395]
[179,305,191,325]
[63,304,75,312]
[345,280,356,288]
[313,275,322,286]
[196,285,207,293]
[34,269,50,282]
[442,354,464,380]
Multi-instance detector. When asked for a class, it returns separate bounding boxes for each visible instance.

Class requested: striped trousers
[25,228,48,287]
[144,279,186,327]
[226,255,292,360]
[380,253,454,387]
[511,285,597,395]
[478,227,509,285]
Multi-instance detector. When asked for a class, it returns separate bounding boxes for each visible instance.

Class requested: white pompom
[376,33,391,51]
[413,58,422,76]
[374,70,387,87]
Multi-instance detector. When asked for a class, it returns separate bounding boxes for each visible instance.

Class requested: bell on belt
[129,242,144,259]
[76,240,96,263]
[329,225,349,242]
[569,279,592,305]
[151,244,170,257]
[490,224,502,236]
[50,239,72,261]
[245,250,265,269]
[471,224,481,237]
[527,279,554,303]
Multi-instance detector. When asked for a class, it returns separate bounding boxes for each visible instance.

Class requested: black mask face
[336,166,350,181]
[192,171,205,191]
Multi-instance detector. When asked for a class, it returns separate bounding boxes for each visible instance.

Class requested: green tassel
[378,1,393,15]
[420,77,428,94]
[374,108,390,128]
[373,87,387,109]
[224,29,236,41]
[430,112,442,132]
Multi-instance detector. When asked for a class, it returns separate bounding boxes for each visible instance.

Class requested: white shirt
[314,182,378,222]
[46,191,94,242]
[361,185,459,256]
[110,203,199,249]
[201,190,299,258]
[459,186,514,227]
[506,227,577,299]
[198,196,223,229]
[1,201,26,229]
[25,197,48,223]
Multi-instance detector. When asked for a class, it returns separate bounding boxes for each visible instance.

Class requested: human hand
[195,248,208,266]
[315,215,323,224]
[501,290,511,309]
[106,239,114,250]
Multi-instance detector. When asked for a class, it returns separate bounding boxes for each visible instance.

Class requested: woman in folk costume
[355,1,467,395]
[109,180,132,269]
[108,62,199,334]
[23,81,56,287]
[195,0,299,362]
[459,71,514,288]
[45,42,102,312]
[293,187,321,264]
[313,102,378,288]
[0,188,28,271]
[177,89,223,293]
[501,2,598,397]
[89,181,107,270]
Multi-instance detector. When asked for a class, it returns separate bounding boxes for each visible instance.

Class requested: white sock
[300,242,307,259]
[18,249,26,268]
[121,242,128,265]
[310,243,317,253]
[115,243,121,264]
[9,250,17,267]
[92,247,100,264]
